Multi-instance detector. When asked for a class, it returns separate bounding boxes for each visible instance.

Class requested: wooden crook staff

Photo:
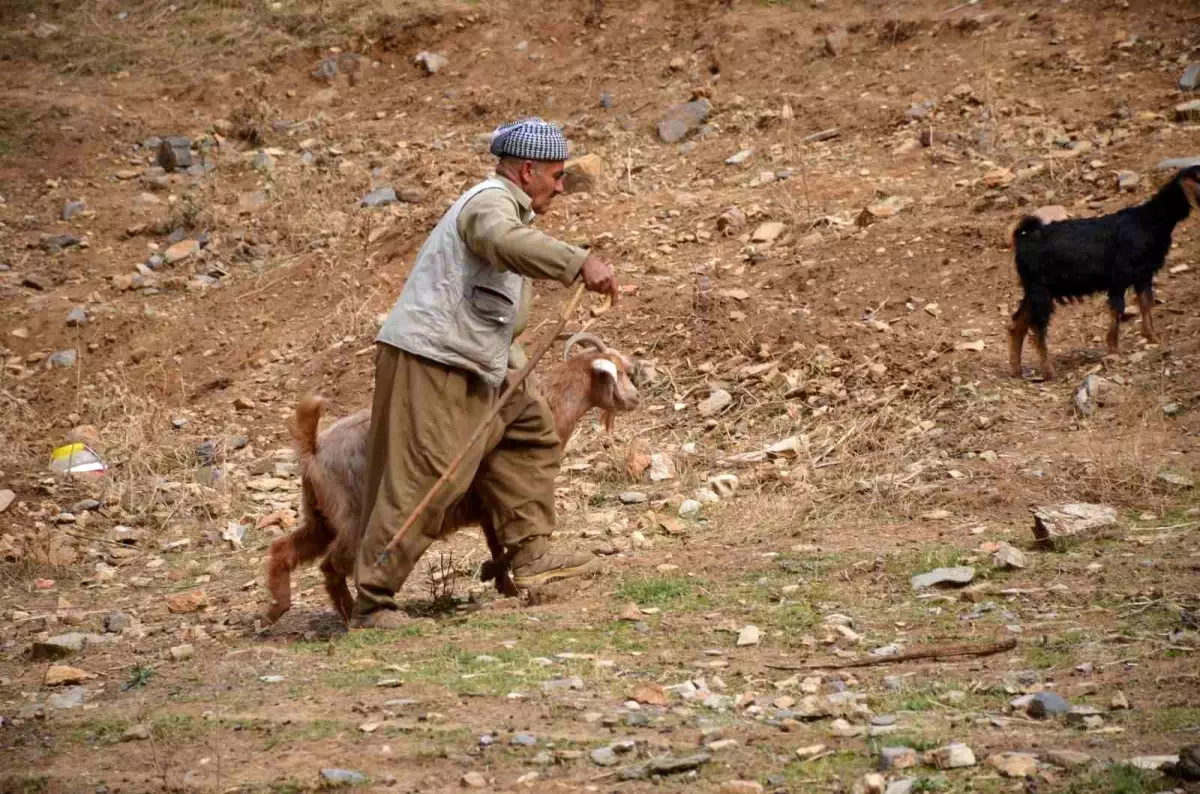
[376,282,589,565]
[763,638,1018,671]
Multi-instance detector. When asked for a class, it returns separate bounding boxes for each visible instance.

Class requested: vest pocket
[467,285,515,325]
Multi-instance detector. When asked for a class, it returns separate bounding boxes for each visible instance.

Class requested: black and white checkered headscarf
[488,117,569,162]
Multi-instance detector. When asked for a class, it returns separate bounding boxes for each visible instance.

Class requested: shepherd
[349,117,620,629]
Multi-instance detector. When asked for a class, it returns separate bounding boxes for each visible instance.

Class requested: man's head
[489,117,569,215]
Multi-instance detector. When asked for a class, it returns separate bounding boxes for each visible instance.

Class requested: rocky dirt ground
[2,0,1200,792]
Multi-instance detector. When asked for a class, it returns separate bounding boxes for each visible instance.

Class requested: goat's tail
[291,396,324,467]
[1010,215,1044,246]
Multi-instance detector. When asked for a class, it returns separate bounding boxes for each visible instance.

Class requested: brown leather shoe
[511,550,599,588]
[348,609,410,630]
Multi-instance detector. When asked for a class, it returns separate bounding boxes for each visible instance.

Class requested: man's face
[520,160,566,214]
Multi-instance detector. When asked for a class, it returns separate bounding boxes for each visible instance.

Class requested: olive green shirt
[456,174,588,368]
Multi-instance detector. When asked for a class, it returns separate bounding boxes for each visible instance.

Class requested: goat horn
[562,331,607,360]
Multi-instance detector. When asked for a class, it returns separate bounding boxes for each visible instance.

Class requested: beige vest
[376,179,524,388]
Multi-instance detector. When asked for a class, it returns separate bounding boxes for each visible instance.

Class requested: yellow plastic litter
[49,443,106,475]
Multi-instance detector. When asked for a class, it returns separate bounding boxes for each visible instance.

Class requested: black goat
[1008,166,1200,379]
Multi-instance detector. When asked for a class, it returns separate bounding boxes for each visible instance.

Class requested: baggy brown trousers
[352,344,560,615]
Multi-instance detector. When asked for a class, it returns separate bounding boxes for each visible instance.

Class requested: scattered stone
[65,307,87,327]
[1074,374,1118,417]
[725,149,754,166]
[1110,691,1130,710]
[929,743,976,769]
[618,491,647,505]
[719,782,763,794]
[591,746,619,766]
[564,153,605,193]
[542,676,584,694]
[0,490,15,513]
[1032,503,1119,543]
[1043,749,1093,769]
[1164,402,1182,417]
[1158,156,1200,171]
[164,239,199,264]
[737,625,761,647]
[169,643,194,661]
[157,137,193,171]
[121,724,150,742]
[48,349,78,369]
[795,744,826,760]
[103,611,131,634]
[1156,471,1194,489]
[911,566,975,590]
[398,187,424,204]
[717,207,747,234]
[992,543,1027,570]
[751,221,785,243]
[658,99,712,144]
[885,781,916,794]
[1066,705,1103,727]
[632,682,669,706]
[676,499,700,518]
[1128,755,1179,771]
[320,769,367,787]
[989,753,1039,778]
[30,633,89,661]
[648,453,675,482]
[167,590,208,613]
[251,150,275,172]
[698,388,733,416]
[510,732,538,747]
[44,664,97,686]
[61,200,85,221]
[1163,745,1200,781]
[461,771,487,788]
[361,187,397,207]
[1029,692,1071,719]
[1181,64,1200,91]
[617,753,711,781]
[880,746,918,770]
[1117,170,1139,191]
[1172,99,1200,122]
[824,26,848,57]
[47,686,86,710]
[414,51,448,74]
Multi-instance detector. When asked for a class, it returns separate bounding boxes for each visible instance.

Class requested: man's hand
[580,253,619,305]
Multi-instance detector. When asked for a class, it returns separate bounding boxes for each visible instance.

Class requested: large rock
[157,137,193,171]
[911,566,975,590]
[1031,503,1118,544]
[1181,64,1200,92]
[989,753,1039,778]
[928,743,975,769]
[658,99,712,144]
[564,153,605,193]
[618,753,711,781]
[414,51,447,74]
[30,633,91,661]
[1028,691,1070,719]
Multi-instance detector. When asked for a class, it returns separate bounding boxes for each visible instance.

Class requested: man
[350,117,619,629]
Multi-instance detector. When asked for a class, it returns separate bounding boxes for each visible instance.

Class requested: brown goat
[265,334,641,623]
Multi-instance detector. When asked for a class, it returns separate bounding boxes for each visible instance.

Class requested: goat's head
[563,332,640,430]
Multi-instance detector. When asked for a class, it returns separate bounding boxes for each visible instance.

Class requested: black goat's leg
[1105,289,1126,355]
[478,518,518,597]
[1136,284,1160,344]
[1008,298,1031,377]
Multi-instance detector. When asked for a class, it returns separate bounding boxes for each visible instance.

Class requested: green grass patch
[263,719,345,751]
[1144,706,1200,733]
[780,750,874,784]
[1065,764,1163,794]
[70,716,131,744]
[151,713,206,743]
[615,575,700,607]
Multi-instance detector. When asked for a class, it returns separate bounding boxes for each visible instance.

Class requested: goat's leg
[1008,297,1032,377]
[1105,289,1127,355]
[265,513,335,623]
[1029,291,1055,380]
[320,555,354,623]
[1136,284,1160,345]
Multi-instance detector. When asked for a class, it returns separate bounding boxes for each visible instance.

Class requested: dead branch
[764,638,1018,671]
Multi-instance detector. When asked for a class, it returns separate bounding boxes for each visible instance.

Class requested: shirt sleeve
[457,189,588,285]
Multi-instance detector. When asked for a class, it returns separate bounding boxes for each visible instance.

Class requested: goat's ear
[591,358,618,379]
